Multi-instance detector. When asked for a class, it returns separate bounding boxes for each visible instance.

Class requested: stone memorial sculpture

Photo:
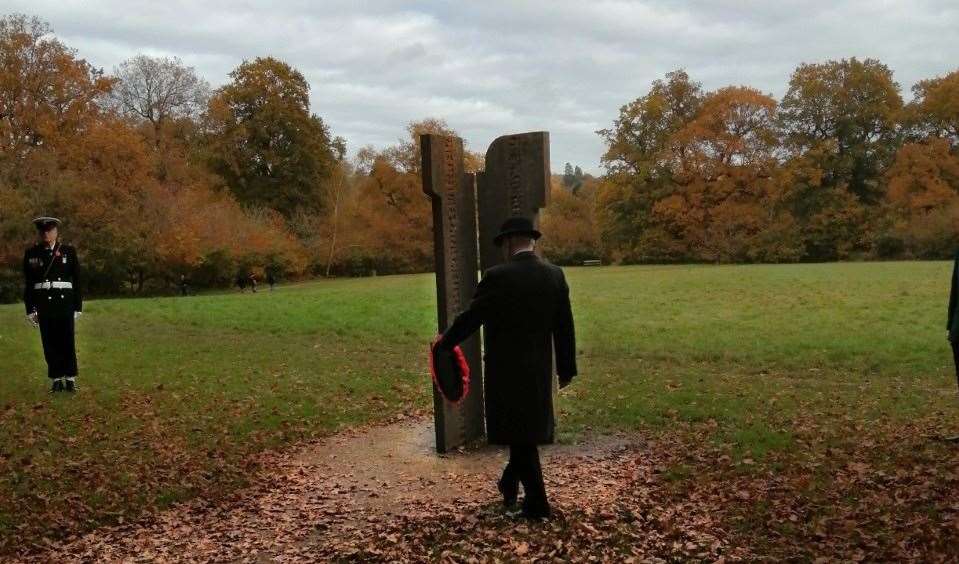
[422,131,551,452]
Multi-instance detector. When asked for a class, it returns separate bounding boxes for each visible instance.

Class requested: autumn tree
[379,117,484,174]
[765,58,903,259]
[205,57,336,217]
[321,157,352,276]
[0,15,112,179]
[112,55,209,145]
[562,163,575,188]
[7,12,959,300]
[0,14,114,297]
[661,86,800,262]
[561,163,586,192]
[540,177,601,264]
[323,119,482,275]
[878,138,959,258]
[599,71,801,262]
[287,138,350,276]
[0,15,150,293]
[598,70,704,261]
[886,139,959,213]
[350,145,433,273]
[780,58,903,205]
[111,55,209,177]
[880,69,959,258]
[906,70,959,144]
[0,18,312,299]
[573,165,585,189]
[896,69,959,214]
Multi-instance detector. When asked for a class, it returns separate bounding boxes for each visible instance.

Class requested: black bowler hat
[493,216,541,247]
[32,217,61,231]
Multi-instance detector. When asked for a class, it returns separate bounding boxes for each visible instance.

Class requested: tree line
[1,14,957,301]
[594,63,959,263]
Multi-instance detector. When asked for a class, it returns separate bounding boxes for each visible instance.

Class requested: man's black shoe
[519,508,552,520]
[497,478,518,508]
[50,379,63,393]
[506,505,552,520]
[519,501,552,520]
[64,379,76,393]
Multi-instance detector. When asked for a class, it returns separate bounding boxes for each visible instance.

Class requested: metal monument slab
[477,131,555,428]
[477,132,551,271]
[421,134,485,453]
[422,131,551,453]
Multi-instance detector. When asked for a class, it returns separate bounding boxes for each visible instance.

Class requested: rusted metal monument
[422,132,550,453]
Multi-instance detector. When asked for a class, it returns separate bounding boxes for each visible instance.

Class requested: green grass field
[2,261,957,552]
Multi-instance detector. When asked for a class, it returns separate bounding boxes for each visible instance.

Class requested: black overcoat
[949,251,959,338]
[440,251,577,445]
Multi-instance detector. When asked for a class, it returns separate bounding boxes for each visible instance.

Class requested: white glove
[26,312,38,328]
[74,311,82,321]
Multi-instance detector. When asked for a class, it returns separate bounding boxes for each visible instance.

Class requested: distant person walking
[433,216,577,519]
[236,274,247,293]
[179,274,190,296]
[23,217,83,393]
[249,272,258,293]
[267,271,276,291]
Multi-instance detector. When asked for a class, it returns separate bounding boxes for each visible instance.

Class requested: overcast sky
[8,1,958,173]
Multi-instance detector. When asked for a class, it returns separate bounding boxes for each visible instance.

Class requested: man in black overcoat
[943,250,959,442]
[434,216,577,519]
[23,217,83,393]
[948,250,959,391]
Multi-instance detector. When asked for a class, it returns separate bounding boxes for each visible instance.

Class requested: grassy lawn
[559,262,957,450]
[2,261,957,553]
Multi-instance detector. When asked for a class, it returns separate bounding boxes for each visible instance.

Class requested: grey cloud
[5,0,958,173]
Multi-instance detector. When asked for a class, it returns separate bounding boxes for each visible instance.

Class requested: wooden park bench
[582,259,602,267]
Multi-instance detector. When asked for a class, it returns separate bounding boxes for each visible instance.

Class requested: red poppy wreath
[429,340,471,403]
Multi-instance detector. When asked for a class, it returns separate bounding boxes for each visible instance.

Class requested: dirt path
[24,417,737,562]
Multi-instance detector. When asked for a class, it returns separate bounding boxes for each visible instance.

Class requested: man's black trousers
[501,444,550,514]
[38,314,78,379]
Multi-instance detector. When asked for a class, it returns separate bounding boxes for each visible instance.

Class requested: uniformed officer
[23,217,83,393]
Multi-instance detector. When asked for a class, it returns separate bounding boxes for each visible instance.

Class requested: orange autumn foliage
[0,16,305,298]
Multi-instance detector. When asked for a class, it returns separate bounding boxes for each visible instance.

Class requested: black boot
[50,379,63,393]
[498,477,518,508]
[519,501,552,520]
[64,379,76,393]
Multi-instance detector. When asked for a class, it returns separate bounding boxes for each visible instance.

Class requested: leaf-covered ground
[3,262,959,558]
[19,413,959,562]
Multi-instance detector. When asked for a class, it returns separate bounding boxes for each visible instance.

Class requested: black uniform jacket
[23,243,82,317]
[441,251,577,445]
[949,251,959,338]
